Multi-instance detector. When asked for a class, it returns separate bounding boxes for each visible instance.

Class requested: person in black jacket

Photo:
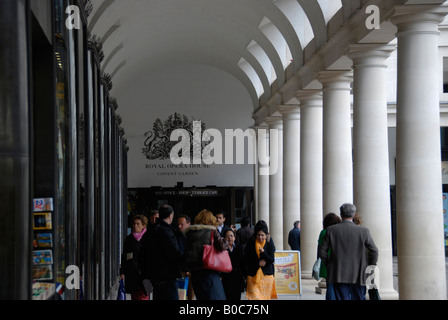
[244,221,278,300]
[288,220,301,251]
[236,216,253,253]
[120,215,149,300]
[183,209,228,300]
[145,204,183,300]
[221,229,245,300]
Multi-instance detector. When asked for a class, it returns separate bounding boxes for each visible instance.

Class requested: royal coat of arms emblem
[142,113,207,160]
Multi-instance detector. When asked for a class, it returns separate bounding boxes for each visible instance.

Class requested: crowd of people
[120,202,379,301]
[120,205,279,301]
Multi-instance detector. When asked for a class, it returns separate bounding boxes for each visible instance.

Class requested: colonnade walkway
[276,256,448,300]
[115,256,447,301]
[252,256,448,300]
[296,257,448,300]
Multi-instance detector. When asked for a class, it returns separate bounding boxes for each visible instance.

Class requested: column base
[315,279,327,294]
[301,272,313,279]
[372,288,399,300]
[314,287,398,299]
[315,287,326,295]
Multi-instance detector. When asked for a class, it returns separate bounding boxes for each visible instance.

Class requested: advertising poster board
[443,193,448,247]
[274,251,301,296]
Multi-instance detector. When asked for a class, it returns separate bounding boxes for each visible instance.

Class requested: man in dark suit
[145,204,183,300]
[216,211,231,237]
[319,203,378,300]
[288,220,301,251]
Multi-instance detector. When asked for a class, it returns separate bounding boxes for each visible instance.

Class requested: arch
[247,40,277,85]
[238,57,264,99]
[317,0,343,24]
[88,0,116,32]
[241,48,271,99]
[274,0,315,49]
[87,0,364,109]
[297,0,328,47]
[101,42,123,72]
[258,17,293,71]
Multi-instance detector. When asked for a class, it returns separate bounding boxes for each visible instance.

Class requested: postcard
[33,212,52,230]
[33,250,53,265]
[36,233,53,248]
[33,265,53,281]
[33,198,54,212]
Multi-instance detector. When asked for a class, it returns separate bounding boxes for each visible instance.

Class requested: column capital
[265,116,283,129]
[317,70,353,91]
[391,5,448,33]
[347,43,396,62]
[278,105,301,120]
[317,70,353,84]
[296,89,323,107]
[253,124,269,131]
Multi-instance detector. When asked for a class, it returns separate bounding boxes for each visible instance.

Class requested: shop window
[31,11,57,300]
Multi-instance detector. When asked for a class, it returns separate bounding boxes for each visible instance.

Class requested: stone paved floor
[117,256,448,300]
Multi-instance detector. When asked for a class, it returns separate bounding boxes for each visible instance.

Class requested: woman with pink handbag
[182,209,229,300]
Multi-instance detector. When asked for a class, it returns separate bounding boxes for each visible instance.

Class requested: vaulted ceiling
[87,0,434,110]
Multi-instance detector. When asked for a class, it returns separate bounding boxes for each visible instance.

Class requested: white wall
[115,63,255,188]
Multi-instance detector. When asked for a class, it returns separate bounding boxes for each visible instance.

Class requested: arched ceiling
[86,0,409,109]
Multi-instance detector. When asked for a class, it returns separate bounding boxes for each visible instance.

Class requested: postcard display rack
[32,198,55,300]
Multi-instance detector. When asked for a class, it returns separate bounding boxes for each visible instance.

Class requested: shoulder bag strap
[210,229,214,245]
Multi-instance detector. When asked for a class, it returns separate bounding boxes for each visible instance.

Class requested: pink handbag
[202,230,233,273]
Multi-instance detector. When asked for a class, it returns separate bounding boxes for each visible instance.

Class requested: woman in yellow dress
[244,221,277,300]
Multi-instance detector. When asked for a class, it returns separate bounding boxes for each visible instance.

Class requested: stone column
[318,70,354,216]
[265,116,284,250]
[391,5,448,300]
[279,105,301,250]
[0,0,31,300]
[297,90,323,278]
[253,149,259,222]
[256,125,270,225]
[347,43,397,300]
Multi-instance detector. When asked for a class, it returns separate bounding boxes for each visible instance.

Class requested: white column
[279,105,301,250]
[297,90,323,279]
[253,156,259,222]
[392,5,448,300]
[256,125,270,225]
[318,70,354,216]
[253,126,259,223]
[265,116,284,250]
[347,43,397,300]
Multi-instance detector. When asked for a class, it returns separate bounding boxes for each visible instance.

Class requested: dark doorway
[128,186,253,227]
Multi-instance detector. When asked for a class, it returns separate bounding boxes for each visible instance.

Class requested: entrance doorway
[128,186,254,227]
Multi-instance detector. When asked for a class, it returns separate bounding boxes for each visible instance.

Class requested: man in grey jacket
[319,203,378,300]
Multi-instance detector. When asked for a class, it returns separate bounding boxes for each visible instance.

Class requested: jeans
[333,283,366,300]
[191,269,226,300]
[153,280,179,300]
[326,282,336,300]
